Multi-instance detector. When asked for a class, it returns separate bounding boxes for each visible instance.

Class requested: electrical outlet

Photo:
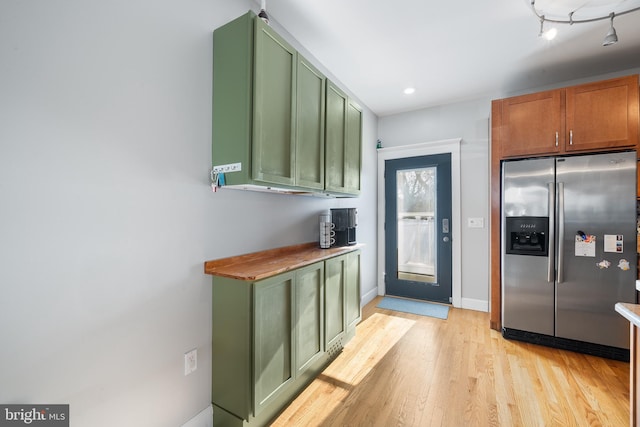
[184,348,197,376]
[212,162,242,173]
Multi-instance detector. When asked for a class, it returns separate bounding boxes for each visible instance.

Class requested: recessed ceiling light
[404,87,415,95]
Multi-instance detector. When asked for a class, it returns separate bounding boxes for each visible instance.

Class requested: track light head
[602,13,618,46]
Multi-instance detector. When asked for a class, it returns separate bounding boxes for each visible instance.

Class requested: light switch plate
[467,217,484,228]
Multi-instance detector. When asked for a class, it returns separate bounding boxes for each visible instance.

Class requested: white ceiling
[254,0,640,116]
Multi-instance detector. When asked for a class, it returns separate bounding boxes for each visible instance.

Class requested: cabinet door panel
[325,256,345,348]
[325,82,347,192]
[254,273,294,415]
[345,100,362,195]
[501,90,563,158]
[295,263,324,374]
[296,56,325,189]
[345,251,361,330]
[566,75,639,152]
[253,18,296,186]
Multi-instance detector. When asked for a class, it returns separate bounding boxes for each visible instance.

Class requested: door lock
[443,236,450,242]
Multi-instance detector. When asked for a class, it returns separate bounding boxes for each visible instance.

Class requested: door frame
[376,138,462,308]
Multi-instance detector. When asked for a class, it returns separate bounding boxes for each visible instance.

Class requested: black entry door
[384,153,452,303]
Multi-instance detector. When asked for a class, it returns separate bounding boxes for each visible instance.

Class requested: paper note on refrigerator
[604,234,623,253]
[575,234,596,257]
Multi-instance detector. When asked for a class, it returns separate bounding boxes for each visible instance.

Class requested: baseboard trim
[182,405,213,427]
[361,287,379,307]
[461,298,488,312]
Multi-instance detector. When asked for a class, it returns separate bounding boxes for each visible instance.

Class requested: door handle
[557,182,565,283]
[547,182,555,283]
[442,218,449,233]
[443,236,450,242]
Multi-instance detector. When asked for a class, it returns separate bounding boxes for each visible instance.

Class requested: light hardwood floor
[271,296,630,426]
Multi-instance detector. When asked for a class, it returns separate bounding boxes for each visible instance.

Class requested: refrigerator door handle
[557,182,565,284]
[547,182,555,283]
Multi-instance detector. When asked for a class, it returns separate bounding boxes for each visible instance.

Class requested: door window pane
[396,167,437,283]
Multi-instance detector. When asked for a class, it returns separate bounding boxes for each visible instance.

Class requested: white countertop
[616,302,640,328]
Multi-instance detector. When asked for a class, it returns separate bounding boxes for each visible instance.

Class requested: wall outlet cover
[184,349,197,376]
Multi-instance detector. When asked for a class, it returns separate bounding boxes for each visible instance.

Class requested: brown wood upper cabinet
[499,75,639,158]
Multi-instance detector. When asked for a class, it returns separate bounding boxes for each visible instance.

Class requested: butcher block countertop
[204,242,363,281]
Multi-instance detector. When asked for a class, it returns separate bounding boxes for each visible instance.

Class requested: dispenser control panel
[505,216,549,256]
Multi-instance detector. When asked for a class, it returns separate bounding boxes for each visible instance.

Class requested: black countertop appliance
[331,208,357,246]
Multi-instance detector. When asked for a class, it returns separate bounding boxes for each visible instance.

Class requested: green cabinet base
[213,351,334,427]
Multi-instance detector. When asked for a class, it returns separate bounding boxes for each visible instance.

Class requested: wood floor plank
[270,296,629,426]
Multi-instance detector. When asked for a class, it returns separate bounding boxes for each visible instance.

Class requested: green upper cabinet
[295,55,326,190]
[212,11,328,192]
[252,17,296,186]
[212,11,361,196]
[325,81,362,196]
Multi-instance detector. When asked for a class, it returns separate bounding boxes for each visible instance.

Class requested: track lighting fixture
[602,13,618,46]
[529,0,640,46]
[258,0,269,24]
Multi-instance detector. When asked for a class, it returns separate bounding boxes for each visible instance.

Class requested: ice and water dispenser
[505,216,549,256]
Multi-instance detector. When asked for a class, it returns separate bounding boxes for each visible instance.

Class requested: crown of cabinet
[212,11,362,197]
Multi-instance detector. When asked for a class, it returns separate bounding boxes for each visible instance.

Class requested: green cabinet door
[252,17,296,186]
[324,255,345,352]
[325,81,347,193]
[295,55,326,190]
[345,250,361,331]
[325,81,361,196]
[294,263,324,375]
[344,100,362,195]
[253,272,294,416]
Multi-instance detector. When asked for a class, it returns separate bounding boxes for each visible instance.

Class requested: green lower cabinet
[212,252,360,427]
[253,273,294,415]
[294,263,324,376]
[345,251,362,332]
[324,250,362,353]
[324,254,346,352]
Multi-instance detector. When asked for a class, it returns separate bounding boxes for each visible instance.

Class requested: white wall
[0,1,377,426]
[378,99,491,309]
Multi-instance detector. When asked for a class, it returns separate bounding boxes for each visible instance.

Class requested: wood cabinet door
[325,81,347,193]
[294,263,324,376]
[295,55,325,189]
[501,90,564,158]
[565,75,639,152]
[253,273,294,416]
[345,251,361,331]
[252,18,296,186]
[324,255,345,350]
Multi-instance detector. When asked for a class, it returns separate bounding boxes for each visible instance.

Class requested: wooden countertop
[615,303,640,328]
[204,242,363,281]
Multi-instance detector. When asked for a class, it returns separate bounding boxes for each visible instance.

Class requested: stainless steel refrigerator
[501,151,637,359]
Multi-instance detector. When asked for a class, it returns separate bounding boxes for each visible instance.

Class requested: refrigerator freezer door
[502,158,555,335]
[555,151,636,349]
